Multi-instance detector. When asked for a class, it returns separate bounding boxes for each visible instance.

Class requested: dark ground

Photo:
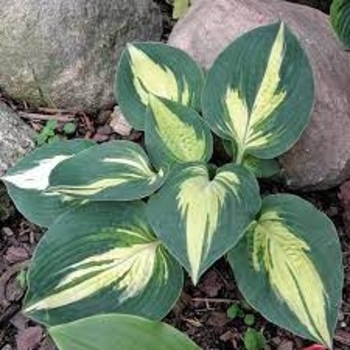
[1,0,349,349]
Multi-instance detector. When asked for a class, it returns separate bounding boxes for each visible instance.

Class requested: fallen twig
[192,297,237,304]
[18,111,75,122]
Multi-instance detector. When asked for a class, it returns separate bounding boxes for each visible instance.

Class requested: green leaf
[331,0,350,49]
[145,96,213,169]
[50,314,201,350]
[1,140,95,227]
[244,314,255,326]
[228,194,343,348]
[24,201,183,326]
[147,162,261,284]
[63,122,77,135]
[243,155,280,178]
[227,303,241,319]
[244,328,266,350]
[202,22,314,161]
[49,140,166,201]
[116,42,204,130]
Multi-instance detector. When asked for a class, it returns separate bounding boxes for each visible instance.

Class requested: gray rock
[168,0,350,190]
[0,0,162,112]
[0,102,35,177]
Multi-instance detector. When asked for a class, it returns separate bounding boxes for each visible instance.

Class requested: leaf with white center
[116,42,204,130]
[24,201,183,326]
[147,163,261,284]
[49,140,166,201]
[331,0,350,48]
[1,140,95,227]
[202,22,314,161]
[50,314,201,350]
[145,96,213,169]
[228,194,343,348]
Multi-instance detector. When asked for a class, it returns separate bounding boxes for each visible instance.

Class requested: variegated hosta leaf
[202,22,314,161]
[24,201,183,326]
[50,314,201,350]
[116,42,204,130]
[243,155,280,178]
[331,0,350,48]
[145,95,213,169]
[147,163,261,284]
[228,194,343,348]
[49,140,166,201]
[1,140,95,227]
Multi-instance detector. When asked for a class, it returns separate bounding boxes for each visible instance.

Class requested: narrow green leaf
[50,314,201,350]
[24,201,183,326]
[147,162,261,284]
[331,0,350,49]
[116,42,204,130]
[202,22,314,160]
[228,194,343,348]
[49,140,166,201]
[145,96,213,169]
[1,140,95,227]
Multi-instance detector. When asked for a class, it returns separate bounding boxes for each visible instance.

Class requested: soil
[1,0,349,350]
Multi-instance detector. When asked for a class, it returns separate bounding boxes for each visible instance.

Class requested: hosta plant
[2,22,344,349]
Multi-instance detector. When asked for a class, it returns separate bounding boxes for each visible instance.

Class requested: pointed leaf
[147,163,261,284]
[1,140,95,227]
[202,22,314,160]
[49,141,166,201]
[50,314,201,350]
[116,42,204,130]
[228,194,343,348]
[145,96,213,169]
[24,201,183,326]
[331,0,350,48]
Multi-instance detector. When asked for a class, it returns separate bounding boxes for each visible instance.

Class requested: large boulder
[168,0,350,190]
[0,102,35,177]
[0,0,162,111]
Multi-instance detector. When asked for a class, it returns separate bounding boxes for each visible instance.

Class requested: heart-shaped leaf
[49,140,165,201]
[1,140,95,227]
[147,163,261,284]
[116,42,204,130]
[202,22,314,161]
[24,201,183,326]
[145,96,213,169]
[331,0,350,48]
[50,314,201,350]
[228,194,343,348]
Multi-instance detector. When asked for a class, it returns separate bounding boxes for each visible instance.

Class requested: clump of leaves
[35,120,59,145]
[35,120,77,146]
[1,22,344,350]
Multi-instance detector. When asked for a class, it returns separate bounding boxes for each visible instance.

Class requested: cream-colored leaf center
[252,211,331,346]
[150,96,206,162]
[224,23,287,154]
[128,45,190,106]
[26,240,160,312]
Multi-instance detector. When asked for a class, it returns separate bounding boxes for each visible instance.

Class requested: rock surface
[0,0,162,111]
[168,0,350,190]
[0,102,35,177]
